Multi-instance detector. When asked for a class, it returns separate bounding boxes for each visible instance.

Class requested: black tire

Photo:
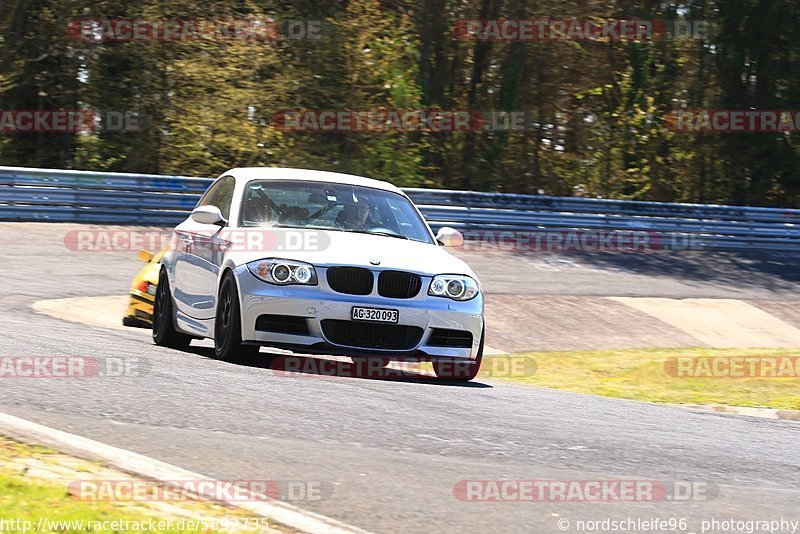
[123,315,149,329]
[433,328,484,381]
[214,272,260,364]
[152,270,192,350]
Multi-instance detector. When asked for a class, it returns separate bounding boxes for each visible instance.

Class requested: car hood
[223,228,476,278]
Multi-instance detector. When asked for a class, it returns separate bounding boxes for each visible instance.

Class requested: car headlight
[428,275,479,301]
[247,259,318,286]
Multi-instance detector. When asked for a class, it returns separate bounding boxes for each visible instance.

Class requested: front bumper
[236,265,484,361]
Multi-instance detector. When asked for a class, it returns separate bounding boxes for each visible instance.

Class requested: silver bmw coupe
[153,168,485,380]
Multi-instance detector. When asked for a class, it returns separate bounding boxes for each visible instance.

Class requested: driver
[243,194,272,225]
[243,195,272,226]
[336,198,373,230]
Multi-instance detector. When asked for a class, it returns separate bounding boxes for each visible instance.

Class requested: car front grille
[377,270,422,299]
[428,328,473,348]
[321,320,423,351]
[326,267,374,295]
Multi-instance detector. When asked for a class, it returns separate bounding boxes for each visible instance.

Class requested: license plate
[351,306,399,323]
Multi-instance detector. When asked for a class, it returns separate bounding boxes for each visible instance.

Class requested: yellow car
[123,248,166,328]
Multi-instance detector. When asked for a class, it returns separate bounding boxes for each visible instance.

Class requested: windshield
[239,180,434,244]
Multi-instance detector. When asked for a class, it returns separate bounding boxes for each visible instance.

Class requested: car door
[173,176,235,319]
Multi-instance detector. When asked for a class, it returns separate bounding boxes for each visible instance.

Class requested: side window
[197,176,235,222]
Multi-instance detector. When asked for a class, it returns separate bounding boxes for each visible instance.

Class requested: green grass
[483,347,800,410]
[0,439,274,533]
[0,473,215,533]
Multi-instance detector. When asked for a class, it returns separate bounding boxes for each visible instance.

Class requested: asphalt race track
[1,223,799,533]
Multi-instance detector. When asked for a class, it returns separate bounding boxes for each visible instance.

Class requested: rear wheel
[433,328,484,381]
[152,270,191,350]
[214,272,260,364]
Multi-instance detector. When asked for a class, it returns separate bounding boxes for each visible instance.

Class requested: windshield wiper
[348,229,408,240]
[267,225,409,239]
[270,224,331,230]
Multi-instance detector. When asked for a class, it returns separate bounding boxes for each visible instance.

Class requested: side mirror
[435,227,464,247]
[137,249,154,263]
[190,205,226,226]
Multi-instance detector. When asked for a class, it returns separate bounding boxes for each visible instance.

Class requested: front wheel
[152,270,191,350]
[214,272,260,364]
[433,329,484,381]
